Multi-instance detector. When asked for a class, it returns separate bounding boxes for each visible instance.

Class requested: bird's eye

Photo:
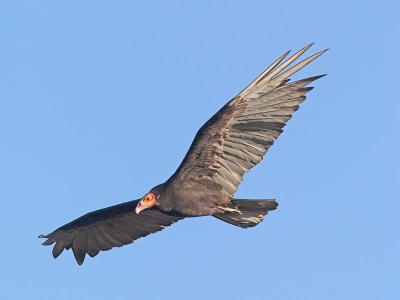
[144,193,155,202]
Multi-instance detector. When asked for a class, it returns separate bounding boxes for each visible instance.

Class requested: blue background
[1,1,399,299]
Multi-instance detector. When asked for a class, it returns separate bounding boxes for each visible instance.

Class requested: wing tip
[75,256,85,266]
[304,74,328,83]
[304,42,315,50]
[303,43,329,53]
[39,232,57,246]
[316,48,329,57]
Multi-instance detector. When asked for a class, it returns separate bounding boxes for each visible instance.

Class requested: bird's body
[158,182,225,216]
[40,44,326,264]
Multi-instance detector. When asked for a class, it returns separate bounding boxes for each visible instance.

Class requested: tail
[213,199,278,228]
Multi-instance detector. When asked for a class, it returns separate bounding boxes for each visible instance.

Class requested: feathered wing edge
[239,43,327,97]
[39,200,184,265]
[169,44,327,197]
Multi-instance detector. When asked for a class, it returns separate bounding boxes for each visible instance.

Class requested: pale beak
[135,201,145,214]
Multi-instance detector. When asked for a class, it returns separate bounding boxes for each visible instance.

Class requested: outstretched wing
[39,200,183,265]
[168,44,326,197]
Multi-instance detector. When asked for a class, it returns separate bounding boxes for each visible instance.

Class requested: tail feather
[213,199,278,228]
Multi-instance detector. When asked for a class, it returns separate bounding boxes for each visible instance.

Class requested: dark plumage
[40,44,326,265]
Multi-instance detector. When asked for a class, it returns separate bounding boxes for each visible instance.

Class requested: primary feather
[168,44,327,197]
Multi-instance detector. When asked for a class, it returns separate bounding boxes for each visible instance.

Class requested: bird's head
[135,191,159,214]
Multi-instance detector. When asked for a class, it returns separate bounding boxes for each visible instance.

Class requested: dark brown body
[154,181,229,216]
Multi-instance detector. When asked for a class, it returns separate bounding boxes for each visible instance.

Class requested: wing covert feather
[168,44,326,197]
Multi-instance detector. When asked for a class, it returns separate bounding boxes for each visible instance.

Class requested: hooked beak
[135,192,157,214]
[135,201,145,214]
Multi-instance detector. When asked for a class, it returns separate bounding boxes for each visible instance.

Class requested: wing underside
[40,200,183,264]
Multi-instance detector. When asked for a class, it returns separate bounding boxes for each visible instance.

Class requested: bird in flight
[40,44,326,265]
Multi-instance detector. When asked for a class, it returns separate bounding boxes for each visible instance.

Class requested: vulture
[40,44,326,265]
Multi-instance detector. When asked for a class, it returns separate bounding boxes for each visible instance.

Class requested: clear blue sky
[1,1,399,299]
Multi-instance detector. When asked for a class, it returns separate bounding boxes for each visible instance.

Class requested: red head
[135,192,157,214]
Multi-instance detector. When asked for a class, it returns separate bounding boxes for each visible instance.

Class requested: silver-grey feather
[169,44,327,198]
